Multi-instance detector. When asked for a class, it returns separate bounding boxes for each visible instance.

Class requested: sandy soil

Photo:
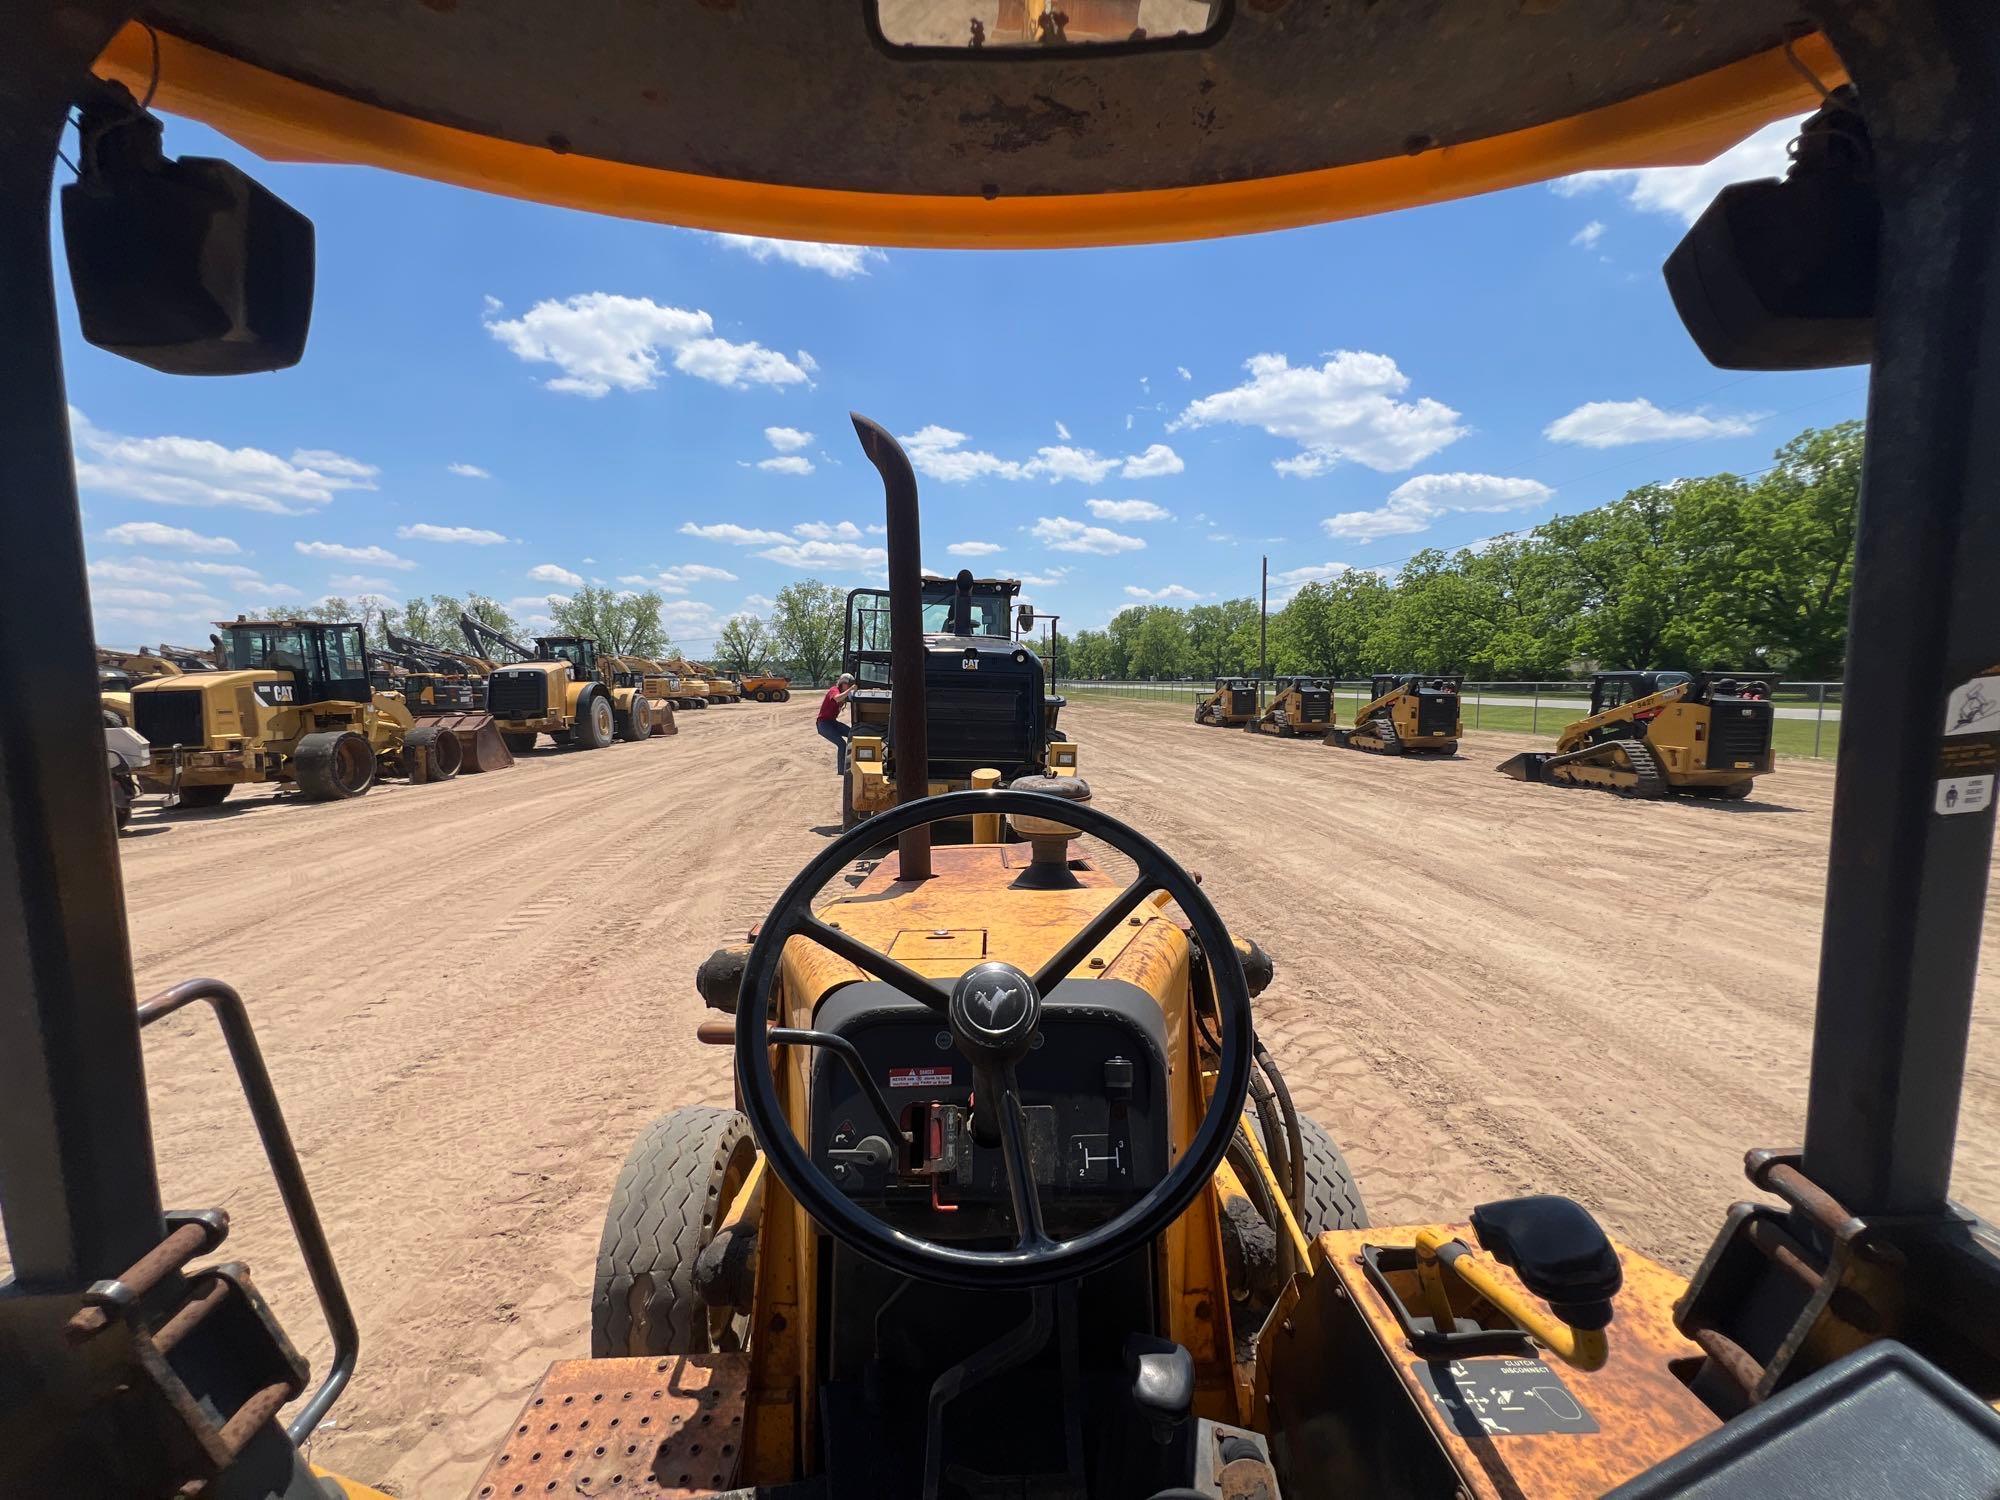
[93,694,1998,1496]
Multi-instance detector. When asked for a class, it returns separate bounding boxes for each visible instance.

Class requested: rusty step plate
[471,1353,747,1499]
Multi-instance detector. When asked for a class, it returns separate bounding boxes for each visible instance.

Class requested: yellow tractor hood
[94,9,1840,248]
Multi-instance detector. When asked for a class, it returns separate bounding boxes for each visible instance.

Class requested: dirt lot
[96,694,1998,1496]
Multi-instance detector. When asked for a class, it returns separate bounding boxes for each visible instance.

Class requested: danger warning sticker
[889,1067,954,1089]
[1937,668,2000,816]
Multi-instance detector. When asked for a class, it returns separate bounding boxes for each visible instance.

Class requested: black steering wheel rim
[735,788,1254,1290]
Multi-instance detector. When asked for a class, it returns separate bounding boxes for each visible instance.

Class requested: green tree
[385,592,521,651]
[549,585,669,655]
[714,613,771,674]
[1065,628,1117,678]
[1185,599,1257,676]
[1273,572,1393,674]
[770,578,846,685]
[1128,607,1191,679]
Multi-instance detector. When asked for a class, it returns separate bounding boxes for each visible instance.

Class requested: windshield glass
[322,625,366,681]
[220,625,310,674]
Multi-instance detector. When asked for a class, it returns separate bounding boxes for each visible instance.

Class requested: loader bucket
[428,712,513,772]
[1495,751,1550,782]
[650,700,678,736]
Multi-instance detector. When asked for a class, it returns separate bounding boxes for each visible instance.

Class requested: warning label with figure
[1411,1355,1599,1438]
[888,1066,954,1089]
[1937,775,1995,816]
[1945,674,2000,736]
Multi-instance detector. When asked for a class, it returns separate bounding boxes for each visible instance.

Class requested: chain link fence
[1054,679,1845,759]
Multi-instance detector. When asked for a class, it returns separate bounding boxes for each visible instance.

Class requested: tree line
[1051,422,1861,683]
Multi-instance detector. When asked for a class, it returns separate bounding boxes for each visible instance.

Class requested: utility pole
[1044,615,1061,691]
[1259,555,1268,684]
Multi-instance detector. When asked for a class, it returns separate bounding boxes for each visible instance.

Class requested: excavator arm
[459,612,533,664]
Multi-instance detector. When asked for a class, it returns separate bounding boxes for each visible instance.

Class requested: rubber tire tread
[501,730,539,754]
[1294,1114,1370,1232]
[592,1106,756,1358]
[175,783,231,809]
[575,692,615,750]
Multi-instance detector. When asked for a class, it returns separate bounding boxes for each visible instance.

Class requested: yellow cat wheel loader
[1496,671,1779,799]
[1195,676,1260,728]
[1251,676,1336,737]
[599,653,680,737]
[1332,674,1465,756]
[127,618,485,807]
[11,9,2000,1500]
[459,614,636,753]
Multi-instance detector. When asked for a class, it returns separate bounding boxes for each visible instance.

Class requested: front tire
[175,783,232,810]
[574,692,615,749]
[294,731,377,800]
[1295,1114,1369,1231]
[592,1107,757,1357]
[401,724,463,780]
[617,696,650,743]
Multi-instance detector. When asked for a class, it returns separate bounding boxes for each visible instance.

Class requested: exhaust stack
[851,414,931,881]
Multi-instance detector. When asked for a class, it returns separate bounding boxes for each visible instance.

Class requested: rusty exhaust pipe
[850,414,931,881]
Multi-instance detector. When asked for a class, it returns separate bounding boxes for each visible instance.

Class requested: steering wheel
[735,788,1254,1290]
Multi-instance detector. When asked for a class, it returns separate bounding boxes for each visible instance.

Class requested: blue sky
[64,112,1867,653]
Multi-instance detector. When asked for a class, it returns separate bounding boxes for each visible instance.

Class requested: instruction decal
[888,1066,953,1089]
[1937,667,2000,815]
[1411,1356,1599,1438]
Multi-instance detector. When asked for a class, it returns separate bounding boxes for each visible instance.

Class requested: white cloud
[1030,517,1146,555]
[756,539,887,572]
[660,563,738,584]
[1121,444,1184,479]
[713,234,886,279]
[1543,398,1761,448]
[1019,567,1072,588]
[744,593,775,611]
[680,521,792,545]
[1124,584,1204,602]
[103,521,241,554]
[793,520,866,542]
[397,523,510,545]
[88,555,264,633]
[765,425,813,452]
[1176,366,1192,381]
[1273,562,1355,587]
[1172,352,1465,475]
[447,462,491,478]
[71,409,377,515]
[294,540,416,570]
[327,574,397,593]
[528,563,585,587]
[483,293,812,396]
[1322,472,1555,542]
[901,426,1186,486]
[1551,116,1802,225]
[758,455,815,475]
[1085,499,1172,524]
[948,540,1004,556]
[1571,220,1607,249]
[1054,421,1072,441]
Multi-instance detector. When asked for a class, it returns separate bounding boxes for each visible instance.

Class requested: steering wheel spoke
[1030,869,1164,994]
[801,913,953,1011]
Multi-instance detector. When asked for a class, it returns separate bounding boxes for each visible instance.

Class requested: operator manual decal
[1411,1356,1599,1438]
[889,1066,954,1089]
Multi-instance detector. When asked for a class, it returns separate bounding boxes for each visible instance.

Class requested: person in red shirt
[816,672,857,773]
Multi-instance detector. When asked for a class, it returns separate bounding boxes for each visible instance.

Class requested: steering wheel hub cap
[950,960,1041,1058]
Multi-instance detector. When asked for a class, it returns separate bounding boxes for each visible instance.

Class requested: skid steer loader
[9,11,2000,1500]
[1331,675,1465,755]
[127,618,488,807]
[1496,671,1779,799]
[1251,676,1336,737]
[1195,676,1260,728]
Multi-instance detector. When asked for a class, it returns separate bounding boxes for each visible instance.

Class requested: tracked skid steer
[1496,671,1779,799]
[1252,676,1336,738]
[7,7,2000,1500]
[1331,675,1464,756]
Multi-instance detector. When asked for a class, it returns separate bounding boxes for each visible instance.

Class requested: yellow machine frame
[1334,677,1464,755]
[1194,678,1260,728]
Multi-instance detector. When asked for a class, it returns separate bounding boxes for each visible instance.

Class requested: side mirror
[1017,605,1036,632]
[62,81,314,376]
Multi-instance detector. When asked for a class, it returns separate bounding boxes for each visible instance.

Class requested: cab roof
[97,7,1838,247]
[217,618,361,631]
